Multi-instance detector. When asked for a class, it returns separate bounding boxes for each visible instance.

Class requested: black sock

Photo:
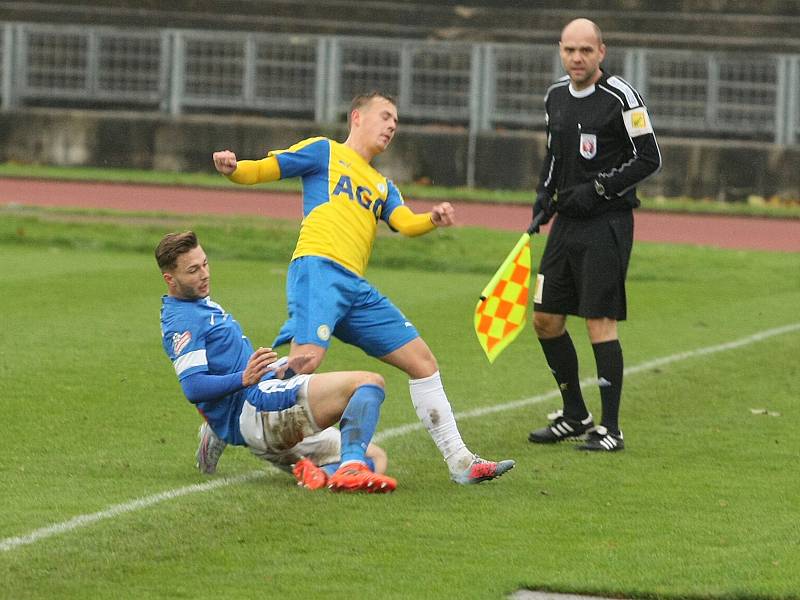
[538,332,589,421]
[592,339,624,435]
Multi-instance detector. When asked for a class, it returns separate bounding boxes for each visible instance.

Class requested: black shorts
[533,210,634,320]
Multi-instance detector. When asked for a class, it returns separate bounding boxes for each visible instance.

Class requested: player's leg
[288,428,342,490]
[291,430,387,477]
[271,256,347,374]
[529,218,594,443]
[318,442,387,476]
[333,274,513,484]
[529,311,594,443]
[240,374,395,491]
[380,338,472,472]
[195,420,228,474]
[380,338,515,485]
[294,440,388,490]
[305,370,385,449]
[366,443,388,474]
[574,213,632,452]
[581,317,625,451]
[306,371,396,492]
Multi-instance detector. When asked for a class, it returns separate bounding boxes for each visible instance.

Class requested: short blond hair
[347,91,397,128]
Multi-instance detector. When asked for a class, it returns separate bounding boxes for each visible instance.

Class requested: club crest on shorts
[316,324,331,341]
[172,331,191,355]
[579,133,597,159]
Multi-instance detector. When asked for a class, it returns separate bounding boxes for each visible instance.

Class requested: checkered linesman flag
[474,233,532,363]
[474,212,545,363]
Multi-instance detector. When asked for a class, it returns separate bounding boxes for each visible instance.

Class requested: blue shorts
[272,256,419,357]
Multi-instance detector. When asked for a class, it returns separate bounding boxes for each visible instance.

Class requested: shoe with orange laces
[327,462,397,494]
[292,457,328,490]
[451,456,515,485]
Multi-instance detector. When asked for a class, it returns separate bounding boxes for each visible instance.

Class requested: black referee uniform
[528,68,662,451]
[535,71,661,320]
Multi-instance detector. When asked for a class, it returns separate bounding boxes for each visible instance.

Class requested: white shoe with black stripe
[528,410,594,443]
[576,426,624,452]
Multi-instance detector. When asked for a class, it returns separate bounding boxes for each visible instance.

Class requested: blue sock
[338,383,385,465]
[322,457,375,476]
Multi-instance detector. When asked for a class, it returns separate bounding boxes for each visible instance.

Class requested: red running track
[1,178,798,252]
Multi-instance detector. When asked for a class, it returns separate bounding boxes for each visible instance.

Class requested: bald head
[561,18,603,46]
[559,18,606,90]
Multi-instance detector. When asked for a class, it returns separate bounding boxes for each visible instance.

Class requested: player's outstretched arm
[212,150,238,175]
[212,150,282,185]
[180,347,282,404]
[388,202,455,237]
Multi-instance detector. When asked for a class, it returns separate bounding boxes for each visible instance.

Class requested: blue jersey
[160,295,254,445]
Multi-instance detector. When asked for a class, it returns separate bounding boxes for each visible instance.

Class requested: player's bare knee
[586,317,618,343]
[359,371,385,390]
[411,344,439,378]
[533,312,565,338]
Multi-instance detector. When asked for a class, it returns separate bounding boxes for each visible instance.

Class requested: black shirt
[538,71,662,216]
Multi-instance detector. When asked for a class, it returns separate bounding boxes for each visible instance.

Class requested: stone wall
[1,108,797,201]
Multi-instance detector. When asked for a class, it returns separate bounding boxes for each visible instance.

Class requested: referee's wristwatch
[593,179,606,197]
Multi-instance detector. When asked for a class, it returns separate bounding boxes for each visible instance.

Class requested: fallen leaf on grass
[749,408,781,417]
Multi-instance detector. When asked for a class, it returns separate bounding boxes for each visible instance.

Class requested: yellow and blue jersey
[269,137,405,276]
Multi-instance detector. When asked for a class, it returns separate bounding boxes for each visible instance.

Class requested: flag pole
[478,212,546,301]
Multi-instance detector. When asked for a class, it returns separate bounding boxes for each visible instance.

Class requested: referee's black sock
[538,332,589,422]
[592,339,624,435]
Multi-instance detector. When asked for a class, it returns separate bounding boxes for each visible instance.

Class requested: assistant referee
[528,18,662,451]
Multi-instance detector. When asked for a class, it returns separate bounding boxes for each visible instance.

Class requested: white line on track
[2,322,798,553]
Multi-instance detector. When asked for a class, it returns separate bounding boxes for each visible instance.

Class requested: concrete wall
[1,108,798,201]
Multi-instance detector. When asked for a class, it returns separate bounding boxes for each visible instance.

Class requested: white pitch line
[0,472,272,553]
[448,321,800,425]
[2,322,798,553]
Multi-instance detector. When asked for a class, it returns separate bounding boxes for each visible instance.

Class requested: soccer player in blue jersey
[211,91,514,485]
[157,230,396,492]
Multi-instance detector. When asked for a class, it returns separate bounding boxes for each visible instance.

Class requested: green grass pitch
[1,208,799,599]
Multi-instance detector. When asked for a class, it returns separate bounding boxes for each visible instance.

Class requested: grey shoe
[196,422,227,474]
[451,456,515,485]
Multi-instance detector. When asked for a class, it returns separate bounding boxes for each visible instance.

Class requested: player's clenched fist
[431,202,455,227]
[212,150,238,175]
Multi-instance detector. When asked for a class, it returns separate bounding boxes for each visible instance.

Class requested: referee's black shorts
[533,210,634,320]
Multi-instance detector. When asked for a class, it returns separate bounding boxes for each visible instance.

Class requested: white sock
[409,371,474,473]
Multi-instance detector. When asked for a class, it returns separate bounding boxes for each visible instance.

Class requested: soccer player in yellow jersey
[212,92,514,484]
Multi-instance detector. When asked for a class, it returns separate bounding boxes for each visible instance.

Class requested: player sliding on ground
[157,231,396,493]
[212,91,514,484]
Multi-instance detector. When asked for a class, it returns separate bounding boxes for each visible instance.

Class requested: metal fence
[2,22,798,145]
